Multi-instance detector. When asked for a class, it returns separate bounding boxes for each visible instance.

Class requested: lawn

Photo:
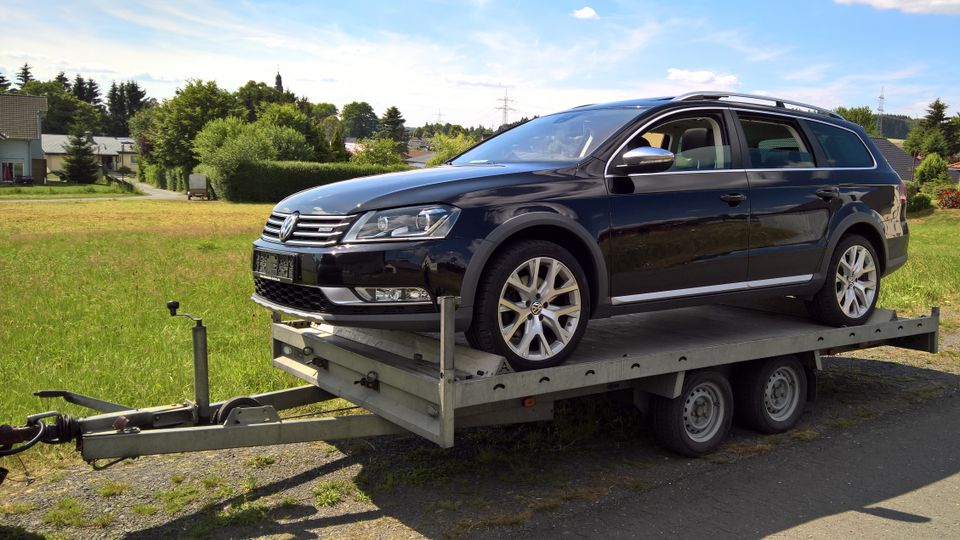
[0,183,140,200]
[0,201,956,462]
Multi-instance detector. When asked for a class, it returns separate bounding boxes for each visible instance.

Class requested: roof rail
[672,91,845,120]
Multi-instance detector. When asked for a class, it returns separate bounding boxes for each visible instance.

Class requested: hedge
[206,160,411,203]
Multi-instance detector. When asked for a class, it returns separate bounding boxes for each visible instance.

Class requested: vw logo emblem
[279,212,299,242]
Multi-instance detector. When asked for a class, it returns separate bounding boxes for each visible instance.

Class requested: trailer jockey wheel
[651,370,733,457]
[734,356,808,434]
[213,397,262,425]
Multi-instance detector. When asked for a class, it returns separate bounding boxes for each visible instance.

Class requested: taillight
[898,178,907,204]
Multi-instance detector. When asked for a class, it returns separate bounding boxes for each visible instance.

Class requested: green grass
[0,183,140,199]
[42,497,114,528]
[97,480,130,497]
[879,209,960,319]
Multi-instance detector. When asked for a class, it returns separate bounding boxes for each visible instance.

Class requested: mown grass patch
[0,183,140,199]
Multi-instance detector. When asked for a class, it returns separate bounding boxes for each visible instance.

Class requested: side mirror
[617,146,675,174]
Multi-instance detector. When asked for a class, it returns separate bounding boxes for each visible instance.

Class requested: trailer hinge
[355,371,380,392]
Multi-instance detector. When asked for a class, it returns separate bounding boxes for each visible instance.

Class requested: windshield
[451,107,646,165]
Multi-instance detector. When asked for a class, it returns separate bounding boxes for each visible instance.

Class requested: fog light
[355,287,431,303]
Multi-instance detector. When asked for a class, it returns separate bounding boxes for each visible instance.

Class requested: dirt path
[1,351,957,540]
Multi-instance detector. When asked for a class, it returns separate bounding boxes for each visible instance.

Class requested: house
[42,134,139,176]
[871,137,917,181]
[0,94,48,182]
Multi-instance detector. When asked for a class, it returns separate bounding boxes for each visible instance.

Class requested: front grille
[261,211,355,247]
[254,277,332,311]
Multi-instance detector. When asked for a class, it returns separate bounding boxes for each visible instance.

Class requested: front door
[608,109,750,303]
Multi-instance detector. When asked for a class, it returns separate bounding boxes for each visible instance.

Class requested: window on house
[1,160,24,181]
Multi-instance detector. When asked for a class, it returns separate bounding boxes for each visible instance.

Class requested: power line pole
[495,88,518,127]
[435,109,444,124]
[876,87,885,136]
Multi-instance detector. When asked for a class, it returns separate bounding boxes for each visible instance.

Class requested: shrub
[919,181,954,199]
[906,193,933,213]
[937,188,960,209]
[208,160,411,202]
[427,133,479,166]
[915,153,950,184]
[904,181,919,199]
[351,137,404,166]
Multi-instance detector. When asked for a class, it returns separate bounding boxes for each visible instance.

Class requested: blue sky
[2,0,959,127]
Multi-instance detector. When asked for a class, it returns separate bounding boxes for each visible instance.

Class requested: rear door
[607,108,751,303]
[733,111,837,284]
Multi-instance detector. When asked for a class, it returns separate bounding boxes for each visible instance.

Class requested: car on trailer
[250,92,908,372]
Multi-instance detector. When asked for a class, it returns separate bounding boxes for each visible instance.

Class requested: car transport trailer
[0,297,939,484]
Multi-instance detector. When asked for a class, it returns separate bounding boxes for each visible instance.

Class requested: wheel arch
[821,209,888,277]
[460,213,608,320]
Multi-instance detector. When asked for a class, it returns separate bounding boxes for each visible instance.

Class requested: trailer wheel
[734,356,807,434]
[651,370,733,457]
[212,396,261,425]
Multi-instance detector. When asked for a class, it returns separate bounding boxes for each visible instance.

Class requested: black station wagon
[251,92,908,371]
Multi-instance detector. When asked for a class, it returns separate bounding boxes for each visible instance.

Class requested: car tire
[651,370,733,457]
[466,239,590,371]
[808,234,880,326]
[733,356,807,434]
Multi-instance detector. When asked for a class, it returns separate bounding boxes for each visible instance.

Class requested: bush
[427,133,479,166]
[937,188,960,209]
[919,181,954,199]
[351,137,404,166]
[208,160,411,202]
[906,193,933,213]
[904,181,920,199]
[915,153,950,184]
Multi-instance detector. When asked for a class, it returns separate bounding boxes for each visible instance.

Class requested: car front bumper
[251,237,473,331]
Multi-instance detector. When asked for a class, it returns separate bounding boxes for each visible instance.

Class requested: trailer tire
[734,356,807,434]
[651,370,733,457]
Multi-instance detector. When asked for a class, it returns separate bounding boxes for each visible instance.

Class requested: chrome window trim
[611,274,813,305]
[604,105,880,178]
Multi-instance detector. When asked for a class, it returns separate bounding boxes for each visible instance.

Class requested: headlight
[343,205,460,242]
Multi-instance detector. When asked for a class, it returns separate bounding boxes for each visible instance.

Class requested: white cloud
[835,0,960,14]
[572,6,599,19]
[666,68,740,88]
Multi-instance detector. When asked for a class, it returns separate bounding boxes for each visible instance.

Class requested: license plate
[253,250,296,282]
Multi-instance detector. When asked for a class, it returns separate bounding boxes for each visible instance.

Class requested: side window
[738,116,815,169]
[806,121,874,168]
[622,113,731,172]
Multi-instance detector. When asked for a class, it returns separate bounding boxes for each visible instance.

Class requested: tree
[234,80,285,122]
[835,106,878,137]
[54,71,70,91]
[377,106,408,151]
[924,99,948,129]
[329,124,349,161]
[129,105,161,163]
[84,78,102,107]
[256,102,310,133]
[19,80,103,134]
[914,153,950,185]
[0,72,10,93]
[16,63,33,88]
[71,75,87,102]
[106,82,124,136]
[314,127,331,162]
[340,101,379,138]
[351,137,403,166]
[312,102,338,120]
[922,128,950,158]
[122,81,147,118]
[63,132,101,183]
[152,80,240,172]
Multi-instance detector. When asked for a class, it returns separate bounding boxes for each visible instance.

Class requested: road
[501,393,960,539]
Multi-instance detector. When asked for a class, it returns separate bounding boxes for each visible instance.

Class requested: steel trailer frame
[1,297,939,467]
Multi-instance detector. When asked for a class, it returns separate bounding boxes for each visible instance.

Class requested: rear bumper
[885,227,909,275]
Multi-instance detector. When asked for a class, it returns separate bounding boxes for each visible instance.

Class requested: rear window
[738,116,815,169]
[806,121,874,168]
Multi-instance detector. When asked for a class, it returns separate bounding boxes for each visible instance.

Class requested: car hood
[274,163,560,215]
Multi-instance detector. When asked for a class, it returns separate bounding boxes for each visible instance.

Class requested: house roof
[871,137,916,181]
[948,162,960,169]
[0,94,48,140]
[42,134,136,156]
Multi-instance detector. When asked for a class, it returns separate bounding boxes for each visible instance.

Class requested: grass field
[0,184,140,200]
[0,201,957,461]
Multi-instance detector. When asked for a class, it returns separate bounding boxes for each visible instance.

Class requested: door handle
[816,187,840,200]
[719,193,746,204]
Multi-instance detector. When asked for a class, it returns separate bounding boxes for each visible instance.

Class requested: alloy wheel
[834,244,877,319]
[497,256,582,362]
